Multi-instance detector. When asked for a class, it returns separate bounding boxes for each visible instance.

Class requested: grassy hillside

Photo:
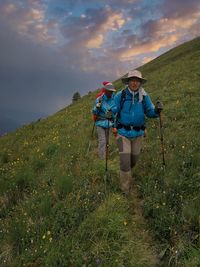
[0,36,200,266]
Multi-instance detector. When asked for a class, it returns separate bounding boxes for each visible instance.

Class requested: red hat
[102,81,109,86]
[103,82,116,92]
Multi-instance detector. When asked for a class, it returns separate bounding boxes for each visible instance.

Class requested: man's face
[128,77,141,91]
[104,90,113,98]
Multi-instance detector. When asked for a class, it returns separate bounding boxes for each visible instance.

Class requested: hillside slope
[0,36,200,266]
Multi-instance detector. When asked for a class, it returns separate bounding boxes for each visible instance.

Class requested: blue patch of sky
[46,2,72,21]
[119,0,164,38]
[140,0,164,20]
[45,1,109,48]
[46,0,103,20]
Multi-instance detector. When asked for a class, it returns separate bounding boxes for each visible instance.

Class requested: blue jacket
[92,93,115,128]
[114,87,159,138]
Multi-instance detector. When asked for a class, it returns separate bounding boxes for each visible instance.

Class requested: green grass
[0,36,200,266]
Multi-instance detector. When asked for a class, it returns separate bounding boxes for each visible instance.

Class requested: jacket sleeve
[92,96,111,117]
[143,95,159,118]
[92,97,102,115]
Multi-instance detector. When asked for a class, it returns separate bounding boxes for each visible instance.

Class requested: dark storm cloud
[0,19,104,117]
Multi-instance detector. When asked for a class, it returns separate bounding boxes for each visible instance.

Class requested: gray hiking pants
[116,134,143,194]
[96,126,110,159]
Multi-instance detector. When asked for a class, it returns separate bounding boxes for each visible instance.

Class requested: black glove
[105,110,112,119]
[155,101,163,114]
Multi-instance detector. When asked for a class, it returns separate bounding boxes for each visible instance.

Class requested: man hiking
[92,82,116,159]
[114,70,163,195]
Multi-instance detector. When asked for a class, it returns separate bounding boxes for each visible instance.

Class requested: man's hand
[113,127,118,137]
[155,101,163,114]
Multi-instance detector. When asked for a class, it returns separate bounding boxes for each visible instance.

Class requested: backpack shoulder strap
[115,89,126,123]
[141,94,146,111]
[119,89,126,112]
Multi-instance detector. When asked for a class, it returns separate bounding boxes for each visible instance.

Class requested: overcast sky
[0,0,200,122]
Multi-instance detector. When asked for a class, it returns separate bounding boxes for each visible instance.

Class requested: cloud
[0,18,106,117]
[61,7,125,49]
[86,11,125,48]
[155,0,200,41]
[148,12,200,38]
[0,0,200,123]
[0,0,58,44]
[86,34,104,49]
[142,56,156,65]
[113,34,179,61]
[111,0,200,62]
[162,0,200,18]
[59,7,127,76]
[53,0,138,11]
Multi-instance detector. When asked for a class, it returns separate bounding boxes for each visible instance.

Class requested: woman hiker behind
[92,82,116,159]
[114,70,163,195]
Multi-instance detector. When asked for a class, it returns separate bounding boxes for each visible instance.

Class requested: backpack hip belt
[117,123,145,131]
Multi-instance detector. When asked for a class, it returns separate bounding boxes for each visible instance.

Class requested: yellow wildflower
[123,220,128,226]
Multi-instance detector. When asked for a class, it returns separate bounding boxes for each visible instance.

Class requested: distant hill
[0,108,47,134]
[0,36,200,267]
[0,116,20,135]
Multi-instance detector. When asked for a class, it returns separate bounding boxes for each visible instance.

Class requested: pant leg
[116,134,132,194]
[96,126,107,159]
[130,136,143,168]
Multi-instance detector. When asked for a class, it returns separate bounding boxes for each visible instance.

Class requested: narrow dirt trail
[108,156,162,266]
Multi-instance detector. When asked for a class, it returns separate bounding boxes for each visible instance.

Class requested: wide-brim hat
[121,70,147,84]
[103,82,116,92]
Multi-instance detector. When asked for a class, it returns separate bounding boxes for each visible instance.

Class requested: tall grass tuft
[55,174,73,199]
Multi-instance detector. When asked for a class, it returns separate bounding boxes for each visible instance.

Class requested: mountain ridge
[0,108,47,135]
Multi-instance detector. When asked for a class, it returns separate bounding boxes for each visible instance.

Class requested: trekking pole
[103,118,111,194]
[91,121,96,138]
[86,119,96,156]
[158,109,166,167]
[105,118,110,172]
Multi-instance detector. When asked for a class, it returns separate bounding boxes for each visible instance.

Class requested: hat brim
[104,89,116,92]
[104,85,116,91]
[121,77,147,85]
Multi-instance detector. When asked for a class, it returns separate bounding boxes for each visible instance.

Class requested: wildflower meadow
[0,36,200,266]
